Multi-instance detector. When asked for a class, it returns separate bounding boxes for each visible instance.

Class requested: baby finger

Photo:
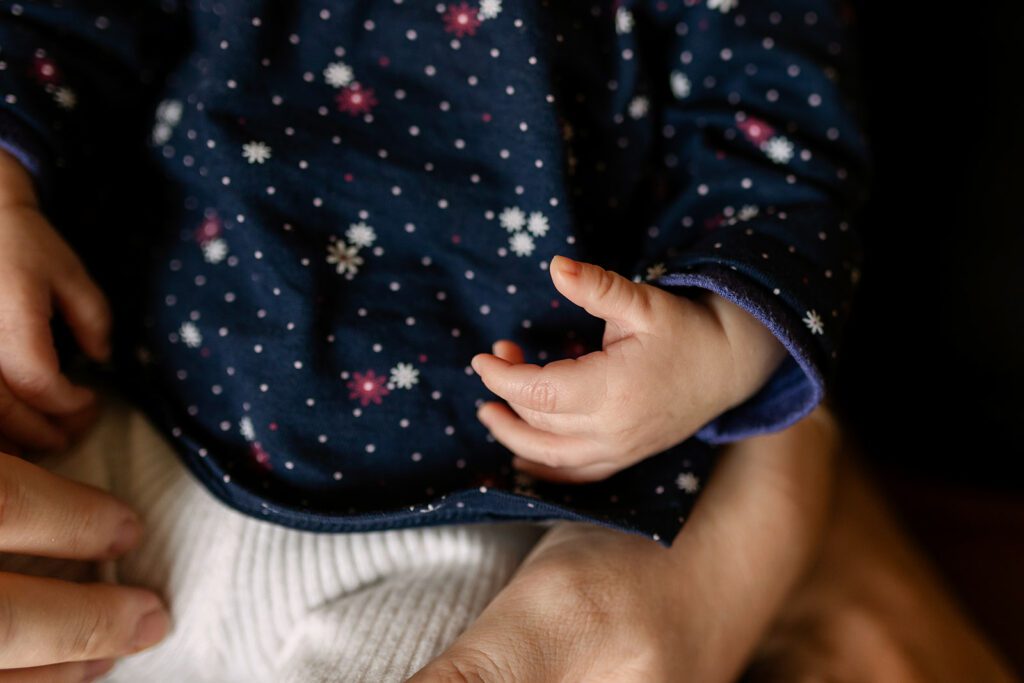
[476,401,607,469]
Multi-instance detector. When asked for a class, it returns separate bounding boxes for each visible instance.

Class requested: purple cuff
[0,109,54,202]
[651,263,824,444]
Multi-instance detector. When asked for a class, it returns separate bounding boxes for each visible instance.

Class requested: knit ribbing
[0,391,547,682]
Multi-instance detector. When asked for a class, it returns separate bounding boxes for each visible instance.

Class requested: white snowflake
[478,0,502,20]
[645,262,667,281]
[615,6,634,34]
[53,87,76,110]
[738,205,759,221]
[509,231,536,257]
[707,0,738,13]
[202,238,229,264]
[499,206,526,232]
[242,141,272,164]
[526,211,549,237]
[389,362,420,389]
[803,309,825,335]
[323,61,354,88]
[676,472,700,494]
[179,322,202,348]
[156,99,182,126]
[763,136,794,164]
[326,239,364,276]
[346,221,377,248]
[239,416,255,442]
[670,71,691,99]
[628,95,649,120]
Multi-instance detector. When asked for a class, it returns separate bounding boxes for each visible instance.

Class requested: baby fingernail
[108,517,142,557]
[555,255,580,276]
[132,608,170,651]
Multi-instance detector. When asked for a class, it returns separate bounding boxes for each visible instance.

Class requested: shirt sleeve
[624,0,872,444]
[0,1,184,207]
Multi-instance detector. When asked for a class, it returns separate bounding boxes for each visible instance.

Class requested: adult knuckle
[428,649,508,683]
[0,467,24,533]
[0,591,17,651]
[63,598,115,660]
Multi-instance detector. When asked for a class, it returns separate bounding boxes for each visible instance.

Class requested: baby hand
[470,254,788,483]
[0,149,112,454]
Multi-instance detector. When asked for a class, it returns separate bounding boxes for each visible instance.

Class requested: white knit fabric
[0,391,549,682]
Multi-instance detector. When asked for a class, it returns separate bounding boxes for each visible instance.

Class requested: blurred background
[835,0,1024,670]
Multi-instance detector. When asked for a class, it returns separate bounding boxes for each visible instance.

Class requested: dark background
[834,1,1024,668]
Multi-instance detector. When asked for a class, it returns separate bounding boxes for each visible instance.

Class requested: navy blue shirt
[0,0,870,547]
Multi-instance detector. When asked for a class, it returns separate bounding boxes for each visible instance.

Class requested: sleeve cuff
[0,109,57,205]
[649,262,825,444]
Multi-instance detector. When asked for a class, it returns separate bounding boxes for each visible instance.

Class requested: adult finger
[0,573,169,669]
[470,351,608,415]
[0,377,69,453]
[0,450,142,560]
[0,658,115,683]
[0,302,96,415]
[476,401,609,469]
[52,261,113,364]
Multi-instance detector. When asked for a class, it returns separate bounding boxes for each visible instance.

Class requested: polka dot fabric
[0,0,870,547]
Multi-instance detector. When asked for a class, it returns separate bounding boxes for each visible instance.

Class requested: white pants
[0,389,548,682]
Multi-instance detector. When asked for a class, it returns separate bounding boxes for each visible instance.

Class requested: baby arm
[0,148,111,454]
[471,254,788,482]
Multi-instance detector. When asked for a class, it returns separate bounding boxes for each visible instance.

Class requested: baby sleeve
[625,0,872,444]
[0,1,184,204]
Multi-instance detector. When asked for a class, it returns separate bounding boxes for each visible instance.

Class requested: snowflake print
[242,141,272,164]
[202,238,229,264]
[179,322,202,348]
[442,3,482,38]
[389,362,420,389]
[509,231,536,257]
[326,238,364,277]
[348,369,391,406]
[526,211,549,237]
[645,262,668,280]
[152,99,183,145]
[250,441,272,470]
[323,61,354,88]
[763,136,795,164]
[30,54,60,84]
[499,206,526,232]
[615,6,634,34]
[707,0,738,12]
[676,472,700,493]
[239,416,256,442]
[478,0,502,20]
[628,96,649,120]
[737,117,776,146]
[345,221,377,249]
[53,87,76,110]
[670,71,691,99]
[803,309,825,335]
[336,83,378,116]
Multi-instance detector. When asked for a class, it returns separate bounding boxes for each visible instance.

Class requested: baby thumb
[549,254,647,327]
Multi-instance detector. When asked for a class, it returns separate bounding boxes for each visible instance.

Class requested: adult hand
[408,405,841,682]
[0,450,169,682]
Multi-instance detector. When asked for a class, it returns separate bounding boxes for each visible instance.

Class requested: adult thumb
[549,254,650,331]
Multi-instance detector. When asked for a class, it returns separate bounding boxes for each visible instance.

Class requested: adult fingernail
[108,517,142,557]
[132,608,170,651]
[82,658,116,682]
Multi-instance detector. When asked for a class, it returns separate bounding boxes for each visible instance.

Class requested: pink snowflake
[250,441,273,470]
[31,55,61,85]
[195,214,222,244]
[348,369,391,406]
[335,83,378,116]
[442,3,482,37]
[737,117,775,146]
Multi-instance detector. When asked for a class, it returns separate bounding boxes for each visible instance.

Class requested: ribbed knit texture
[0,391,549,682]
